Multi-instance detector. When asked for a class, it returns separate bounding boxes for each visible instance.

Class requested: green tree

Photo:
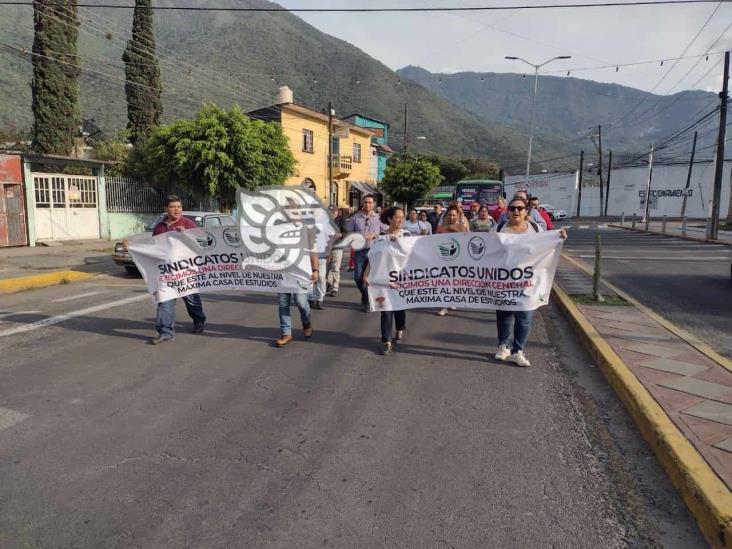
[381,159,443,208]
[425,155,469,185]
[123,0,162,147]
[461,157,500,180]
[31,0,80,155]
[139,104,295,201]
[90,130,131,176]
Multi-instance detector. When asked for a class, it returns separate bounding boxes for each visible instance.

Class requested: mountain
[0,0,570,168]
[397,65,720,166]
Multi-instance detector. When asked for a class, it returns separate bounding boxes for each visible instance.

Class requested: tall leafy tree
[31,0,81,155]
[123,0,162,147]
[381,159,443,208]
[140,104,295,201]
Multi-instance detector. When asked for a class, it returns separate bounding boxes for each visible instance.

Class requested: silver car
[113,211,237,274]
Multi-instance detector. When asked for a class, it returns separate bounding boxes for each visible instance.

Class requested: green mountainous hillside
[397,66,720,167]
[0,0,571,168]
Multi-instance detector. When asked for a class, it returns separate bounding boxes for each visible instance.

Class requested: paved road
[560,224,732,358]
[0,272,704,548]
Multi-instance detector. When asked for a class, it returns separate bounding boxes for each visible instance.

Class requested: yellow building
[247,86,378,208]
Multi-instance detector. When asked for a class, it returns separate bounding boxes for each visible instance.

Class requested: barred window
[302,129,314,153]
[353,143,361,163]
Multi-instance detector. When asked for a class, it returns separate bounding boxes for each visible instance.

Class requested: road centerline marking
[53,290,108,303]
[0,295,149,338]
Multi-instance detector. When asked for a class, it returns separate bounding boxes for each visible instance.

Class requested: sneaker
[275,334,293,347]
[149,336,174,345]
[436,308,448,316]
[381,341,392,355]
[494,345,511,361]
[328,290,338,298]
[312,301,323,310]
[394,330,404,343]
[303,322,313,339]
[510,350,531,367]
[192,322,205,334]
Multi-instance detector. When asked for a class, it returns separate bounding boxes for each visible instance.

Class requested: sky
[277,0,732,95]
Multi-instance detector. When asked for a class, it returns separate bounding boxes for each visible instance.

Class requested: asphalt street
[560,224,732,358]
[0,270,705,548]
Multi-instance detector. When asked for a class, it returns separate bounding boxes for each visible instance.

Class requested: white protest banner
[366,232,563,312]
[128,225,311,303]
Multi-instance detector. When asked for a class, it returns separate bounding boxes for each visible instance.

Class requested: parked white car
[541,204,567,221]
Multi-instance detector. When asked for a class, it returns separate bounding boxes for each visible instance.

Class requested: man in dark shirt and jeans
[149,195,207,344]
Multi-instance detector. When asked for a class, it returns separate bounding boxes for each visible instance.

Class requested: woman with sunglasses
[363,206,411,355]
[494,196,566,366]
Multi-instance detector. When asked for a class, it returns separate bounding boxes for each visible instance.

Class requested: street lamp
[505,55,571,185]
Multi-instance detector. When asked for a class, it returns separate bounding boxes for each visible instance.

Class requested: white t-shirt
[403,220,432,236]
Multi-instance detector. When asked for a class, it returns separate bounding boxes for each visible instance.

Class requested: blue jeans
[156,294,206,339]
[496,310,534,353]
[278,292,311,336]
[353,249,370,306]
[381,310,406,342]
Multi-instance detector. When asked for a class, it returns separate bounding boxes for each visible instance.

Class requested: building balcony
[330,154,352,176]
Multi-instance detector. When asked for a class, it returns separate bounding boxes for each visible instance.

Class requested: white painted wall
[507,160,731,218]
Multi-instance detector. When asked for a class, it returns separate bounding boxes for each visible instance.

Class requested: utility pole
[643,143,654,226]
[576,150,584,217]
[327,101,333,204]
[605,150,612,216]
[403,102,408,155]
[597,125,604,217]
[680,131,697,219]
[710,51,729,240]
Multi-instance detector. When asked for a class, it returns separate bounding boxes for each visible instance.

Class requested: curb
[561,252,732,373]
[0,270,94,294]
[608,223,731,246]
[552,284,732,548]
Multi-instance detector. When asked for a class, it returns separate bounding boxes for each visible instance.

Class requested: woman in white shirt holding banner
[494,196,566,367]
[363,206,411,355]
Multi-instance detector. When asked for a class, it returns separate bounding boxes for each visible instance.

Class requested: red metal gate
[0,155,27,247]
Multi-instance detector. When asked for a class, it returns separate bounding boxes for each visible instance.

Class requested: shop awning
[349,180,380,195]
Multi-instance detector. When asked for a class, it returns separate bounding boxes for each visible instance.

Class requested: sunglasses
[509,205,526,212]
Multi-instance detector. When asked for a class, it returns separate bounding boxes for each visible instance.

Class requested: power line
[0,0,726,11]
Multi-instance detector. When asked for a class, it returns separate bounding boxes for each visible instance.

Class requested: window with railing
[302,129,314,153]
[353,143,362,163]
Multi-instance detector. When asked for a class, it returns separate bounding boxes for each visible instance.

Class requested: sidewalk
[553,255,732,547]
[0,239,118,292]
[611,219,732,245]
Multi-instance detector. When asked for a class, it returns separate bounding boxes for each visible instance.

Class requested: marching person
[427,203,445,234]
[435,204,470,316]
[326,205,346,298]
[363,206,411,355]
[417,210,432,232]
[529,196,554,231]
[494,196,567,366]
[491,196,507,223]
[469,204,495,232]
[275,236,320,347]
[403,208,432,236]
[466,201,481,221]
[148,195,206,344]
[345,194,383,312]
[498,190,547,230]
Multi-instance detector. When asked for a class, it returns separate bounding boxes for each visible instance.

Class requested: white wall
[504,172,578,216]
[507,160,731,218]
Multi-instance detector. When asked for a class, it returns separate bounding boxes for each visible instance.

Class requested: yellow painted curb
[553,284,732,547]
[0,270,94,294]
[561,252,732,373]
[608,223,731,246]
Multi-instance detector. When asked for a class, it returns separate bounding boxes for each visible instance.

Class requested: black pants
[381,310,406,342]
